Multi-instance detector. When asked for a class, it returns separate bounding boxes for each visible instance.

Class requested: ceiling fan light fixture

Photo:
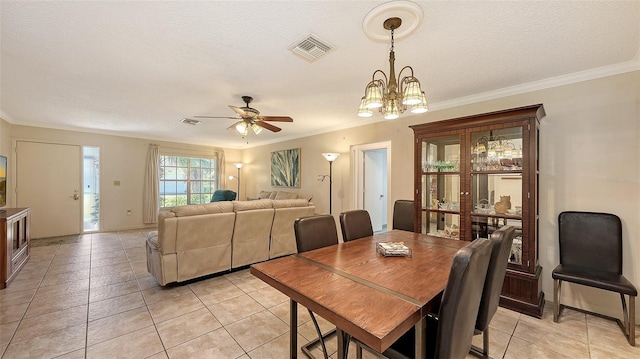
[250,123,263,135]
[235,122,248,136]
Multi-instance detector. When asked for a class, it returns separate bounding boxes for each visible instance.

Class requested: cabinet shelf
[470,170,523,175]
[412,104,545,318]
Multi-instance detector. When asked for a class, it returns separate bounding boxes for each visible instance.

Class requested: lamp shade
[383,99,400,120]
[234,163,244,169]
[322,153,340,162]
[402,79,423,105]
[410,92,429,113]
[357,97,373,117]
[364,84,383,109]
[250,123,263,135]
[235,122,248,136]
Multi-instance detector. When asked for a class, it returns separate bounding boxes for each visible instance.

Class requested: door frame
[351,141,391,227]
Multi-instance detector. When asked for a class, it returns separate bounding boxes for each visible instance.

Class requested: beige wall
[241,71,640,321]
[9,126,238,231]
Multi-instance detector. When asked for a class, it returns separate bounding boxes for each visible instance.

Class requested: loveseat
[145,198,314,285]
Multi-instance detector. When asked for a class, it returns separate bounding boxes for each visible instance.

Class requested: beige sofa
[146,199,314,285]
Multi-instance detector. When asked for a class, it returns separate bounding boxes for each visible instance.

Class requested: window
[159,155,218,208]
[83,146,100,231]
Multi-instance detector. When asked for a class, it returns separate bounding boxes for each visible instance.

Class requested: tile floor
[1,229,638,359]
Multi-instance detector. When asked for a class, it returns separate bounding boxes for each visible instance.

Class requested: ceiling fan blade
[227,121,243,131]
[258,116,293,122]
[229,105,250,117]
[193,115,239,119]
[256,121,282,132]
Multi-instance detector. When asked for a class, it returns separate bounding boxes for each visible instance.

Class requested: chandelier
[357,17,428,119]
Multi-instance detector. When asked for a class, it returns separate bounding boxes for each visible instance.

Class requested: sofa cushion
[269,191,278,199]
[233,199,274,211]
[274,191,299,200]
[272,199,312,208]
[258,191,272,199]
[172,201,234,217]
[210,189,237,202]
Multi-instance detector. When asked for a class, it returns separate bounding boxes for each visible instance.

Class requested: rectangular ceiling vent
[289,34,334,63]
[180,118,201,126]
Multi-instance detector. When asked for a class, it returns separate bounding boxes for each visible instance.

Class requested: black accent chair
[383,238,493,359]
[294,215,340,358]
[393,200,415,232]
[552,211,637,346]
[339,210,373,242]
[471,225,516,358]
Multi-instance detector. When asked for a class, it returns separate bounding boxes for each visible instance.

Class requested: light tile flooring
[1,229,638,359]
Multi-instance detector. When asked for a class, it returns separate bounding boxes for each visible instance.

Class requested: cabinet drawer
[11,246,29,272]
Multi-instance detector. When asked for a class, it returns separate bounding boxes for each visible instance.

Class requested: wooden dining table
[250,229,468,358]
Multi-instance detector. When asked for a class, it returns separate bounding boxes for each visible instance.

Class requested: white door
[16,141,81,238]
[364,149,387,231]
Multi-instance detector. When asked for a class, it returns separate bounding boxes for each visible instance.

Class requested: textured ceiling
[1,1,638,149]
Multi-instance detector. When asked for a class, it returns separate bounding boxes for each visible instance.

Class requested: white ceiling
[1,1,638,149]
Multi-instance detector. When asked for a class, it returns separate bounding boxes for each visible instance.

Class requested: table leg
[415,316,426,359]
[336,328,351,359]
[290,299,298,359]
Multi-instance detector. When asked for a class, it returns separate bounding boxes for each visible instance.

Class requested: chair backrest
[558,211,622,274]
[436,238,492,359]
[294,215,339,253]
[392,200,414,231]
[475,226,516,332]
[210,189,237,202]
[339,210,374,242]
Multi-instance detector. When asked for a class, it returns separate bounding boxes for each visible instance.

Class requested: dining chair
[392,200,415,231]
[552,211,637,345]
[339,210,373,242]
[294,215,340,359]
[383,237,493,359]
[471,225,516,358]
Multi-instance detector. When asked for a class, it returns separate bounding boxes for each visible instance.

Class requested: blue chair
[210,190,237,202]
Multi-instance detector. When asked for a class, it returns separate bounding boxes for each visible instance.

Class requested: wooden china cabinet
[411,104,545,317]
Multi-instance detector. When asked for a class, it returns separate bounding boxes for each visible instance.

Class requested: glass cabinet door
[419,134,462,239]
[469,126,526,266]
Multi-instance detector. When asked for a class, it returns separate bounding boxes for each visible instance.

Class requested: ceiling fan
[194,96,293,136]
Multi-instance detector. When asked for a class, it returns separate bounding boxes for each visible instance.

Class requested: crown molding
[430,60,640,111]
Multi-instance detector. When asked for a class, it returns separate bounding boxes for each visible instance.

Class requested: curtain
[218,150,226,190]
[143,144,159,224]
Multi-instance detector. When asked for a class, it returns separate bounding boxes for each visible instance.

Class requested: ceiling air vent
[289,34,334,62]
[180,118,201,126]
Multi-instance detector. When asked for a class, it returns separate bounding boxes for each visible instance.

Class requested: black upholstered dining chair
[339,210,373,242]
[294,215,340,358]
[383,237,493,359]
[552,211,637,346]
[392,200,415,232]
[471,225,516,358]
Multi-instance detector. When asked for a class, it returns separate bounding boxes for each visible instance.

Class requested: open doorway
[352,141,391,232]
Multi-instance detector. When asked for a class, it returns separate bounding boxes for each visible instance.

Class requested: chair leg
[302,309,335,359]
[553,279,562,322]
[469,329,491,358]
[630,295,635,346]
[483,327,490,357]
[617,294,636,346]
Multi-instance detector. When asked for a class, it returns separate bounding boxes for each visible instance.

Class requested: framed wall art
[270,148,300,188]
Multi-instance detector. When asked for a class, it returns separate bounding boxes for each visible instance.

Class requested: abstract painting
[271,148,300,187]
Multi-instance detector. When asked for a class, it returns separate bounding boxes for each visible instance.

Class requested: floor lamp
[228,163,244,199]
[321,153,339,214]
